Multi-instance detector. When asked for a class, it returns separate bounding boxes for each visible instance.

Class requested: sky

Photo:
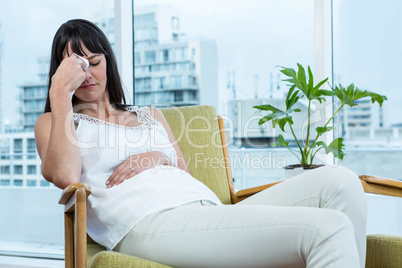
[0,0,401,127]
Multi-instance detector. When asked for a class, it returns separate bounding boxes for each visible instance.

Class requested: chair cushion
[90,250,171,268]
[366,234,402,268]
[87,236,170,268]
[161,105,232,204]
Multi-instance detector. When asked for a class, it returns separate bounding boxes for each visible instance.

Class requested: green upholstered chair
[59,105,402,268]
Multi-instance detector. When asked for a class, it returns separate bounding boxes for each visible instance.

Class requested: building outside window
[174,91,183,102]
[137,27,150,40]
[27,138,36,159]
[27,180,37,187]
[27,165,36,174]
[14,165,23,175]
[145,51,156,63]
[159,49,170,62]
[134,13,155,24]
[13,138,22,160]
[13,179,23,187]
[170,75,182,88]
[0,180,10,186]
[171,17,179,30]
[0,166,9,174]
[135,78,152,91]
[40,180,50,187]
[154,77,166,90]
[175,47,187,61]
[135,52,141,64]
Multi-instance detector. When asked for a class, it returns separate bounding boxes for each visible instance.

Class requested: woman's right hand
[50,55,86,95]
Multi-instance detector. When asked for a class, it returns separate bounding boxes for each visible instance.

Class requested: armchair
[59,105,402,268]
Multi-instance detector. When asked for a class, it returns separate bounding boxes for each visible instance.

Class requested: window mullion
[314,0,334,165]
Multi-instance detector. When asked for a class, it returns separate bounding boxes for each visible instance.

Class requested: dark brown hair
[44,19,127,112]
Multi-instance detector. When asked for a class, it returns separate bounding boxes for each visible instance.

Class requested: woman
[35,19,367,268]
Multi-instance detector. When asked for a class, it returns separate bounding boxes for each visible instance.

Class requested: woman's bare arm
[34,56,85,189]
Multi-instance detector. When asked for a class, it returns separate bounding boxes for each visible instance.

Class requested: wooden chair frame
[59,115,402,267]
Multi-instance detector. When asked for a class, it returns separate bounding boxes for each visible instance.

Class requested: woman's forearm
[43,91,82,189]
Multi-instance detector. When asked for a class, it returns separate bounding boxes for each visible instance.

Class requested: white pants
[115,166,367,268]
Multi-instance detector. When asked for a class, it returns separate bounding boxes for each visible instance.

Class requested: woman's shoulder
[125,105,161,118]
[34,112,52,144]
[35,112,52,128]
[125,106,166,128]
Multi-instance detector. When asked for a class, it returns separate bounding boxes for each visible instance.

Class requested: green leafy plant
[254,63,387,168]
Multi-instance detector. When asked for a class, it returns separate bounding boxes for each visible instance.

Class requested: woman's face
[63,42,107,103]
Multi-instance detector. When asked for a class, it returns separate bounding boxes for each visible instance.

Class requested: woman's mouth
[80,84,96,89]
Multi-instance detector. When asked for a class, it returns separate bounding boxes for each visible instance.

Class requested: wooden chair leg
[64,212,74,268]
[75,187,87,268]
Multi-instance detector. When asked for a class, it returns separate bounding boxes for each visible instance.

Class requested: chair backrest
[161,105,232,204]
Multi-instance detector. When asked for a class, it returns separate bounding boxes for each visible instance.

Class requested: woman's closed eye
[90,60,101,66]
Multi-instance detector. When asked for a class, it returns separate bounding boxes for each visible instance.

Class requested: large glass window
[0,0,117,264]
[134,0,314,187]
[333,0,402,179]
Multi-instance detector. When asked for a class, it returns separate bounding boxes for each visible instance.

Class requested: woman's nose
[84,68,92,79]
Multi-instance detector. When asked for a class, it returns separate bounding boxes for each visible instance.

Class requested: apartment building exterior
[0,131,47,187]
[133,5,218,109]
[340,98,387,139]
[18,82,47,132]
[226,99,310,148]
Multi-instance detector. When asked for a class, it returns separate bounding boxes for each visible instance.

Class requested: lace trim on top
[73,106,161,131]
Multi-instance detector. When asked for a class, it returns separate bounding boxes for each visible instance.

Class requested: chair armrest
[59,183,91,268]
[233,181,283,203]
[359,175,402,198]
[59,183,92,206]
[233,175,402,204]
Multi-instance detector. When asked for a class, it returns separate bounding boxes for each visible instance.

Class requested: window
[14,165,23,175]
[135,78,152,91]
[171,17,180,30]
[0,180,10,186]
[145,51,156,63]
[13,138,23,159]
[189,76,197,86]
[27,180,37,187]
[0,0,118,263]
[134,13,155,24]
[40,180,50,187]
[134,0,314,188]
[14,179,23,187]
[27,138,36,159]
[136,28,149,40]
[333,0,402,179]
[154,77,166,90]
[175,47,187,61]
[174,91,183,102]
[0,166,10,174]
[170,76,183,88]
[135,52,141,64]
[27,165,37,174]
[150,28,157,40]
[159,49,170,62]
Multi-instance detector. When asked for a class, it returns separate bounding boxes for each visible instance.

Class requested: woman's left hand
[106,151,173,188]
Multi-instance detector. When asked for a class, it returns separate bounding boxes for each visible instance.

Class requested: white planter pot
[284,164,324,179]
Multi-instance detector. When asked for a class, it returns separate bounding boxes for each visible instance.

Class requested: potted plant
[254,63,387,176]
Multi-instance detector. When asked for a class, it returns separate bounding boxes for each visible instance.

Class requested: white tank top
[73,106,222,250]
